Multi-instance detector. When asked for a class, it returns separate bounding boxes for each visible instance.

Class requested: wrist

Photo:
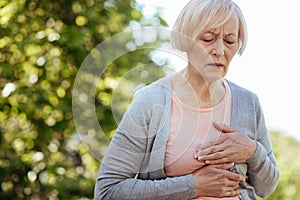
[247,140,258,161]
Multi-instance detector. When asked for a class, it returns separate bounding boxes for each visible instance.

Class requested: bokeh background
[0,0,299,199]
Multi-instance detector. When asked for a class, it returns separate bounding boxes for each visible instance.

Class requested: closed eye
[202,38,215,43]
[224,40,235,44]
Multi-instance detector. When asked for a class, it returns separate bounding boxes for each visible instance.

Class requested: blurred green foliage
[0,0,167,199]
[1,0,300,200]
[260,131,300,200]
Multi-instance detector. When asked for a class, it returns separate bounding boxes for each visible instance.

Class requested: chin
[203,71,224,81]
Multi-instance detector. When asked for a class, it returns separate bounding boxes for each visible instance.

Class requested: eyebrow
[204,31,217,35]
[225,33,237,37]
[203,31,236,37]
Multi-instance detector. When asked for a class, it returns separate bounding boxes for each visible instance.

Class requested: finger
[205,157,231,165]
[224,189,243,197]
[210,162,234,170]
[226,179,240,188]
[225,170,245,182]
[194,145,216,159]
[197,150,225,161]
[205,143,225,155]
[195,140,227,159]
[196,143,214,152]
[196,137,226,153]
[212,166,245,182]
[196,140,217,151]
[213,122,237,133]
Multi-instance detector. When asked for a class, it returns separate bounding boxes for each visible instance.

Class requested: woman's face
[187,14,240,82]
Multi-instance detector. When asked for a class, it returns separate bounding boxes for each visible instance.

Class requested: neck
[173,67,225,108]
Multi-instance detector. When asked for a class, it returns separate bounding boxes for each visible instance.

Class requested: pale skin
[172,13,257,197]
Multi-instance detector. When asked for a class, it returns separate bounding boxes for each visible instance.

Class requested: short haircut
[171,0,247,55]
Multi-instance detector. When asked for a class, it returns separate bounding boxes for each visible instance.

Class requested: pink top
[164,79,239,200]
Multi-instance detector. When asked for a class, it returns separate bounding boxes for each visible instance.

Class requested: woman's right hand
[192,162,245,198]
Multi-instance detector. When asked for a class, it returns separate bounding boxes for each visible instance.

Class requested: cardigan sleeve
[94,89,197,200]
[246,96,279,198]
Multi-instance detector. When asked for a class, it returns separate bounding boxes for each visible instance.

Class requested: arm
[94,90,196,200]
[95,132,196,200]
[246,97,279,198]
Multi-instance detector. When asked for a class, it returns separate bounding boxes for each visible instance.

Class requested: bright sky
[137,0,300,141]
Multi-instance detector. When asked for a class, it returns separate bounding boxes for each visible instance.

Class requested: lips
[208,63,225,67]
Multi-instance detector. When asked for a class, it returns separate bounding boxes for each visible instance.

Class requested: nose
[212,39,224,56]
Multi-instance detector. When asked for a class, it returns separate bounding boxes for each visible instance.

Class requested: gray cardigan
[95,76,279,200]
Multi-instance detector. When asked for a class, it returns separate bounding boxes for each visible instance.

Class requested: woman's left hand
[194,122,257,164]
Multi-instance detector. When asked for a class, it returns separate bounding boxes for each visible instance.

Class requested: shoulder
[135,76,172,103]
[226,79,264,118]
[124,76,172,119]
[226,80,260,103]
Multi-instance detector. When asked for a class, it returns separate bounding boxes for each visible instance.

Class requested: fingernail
[194,154,198,159]
[198,156,203,161]
[240,176,246,182]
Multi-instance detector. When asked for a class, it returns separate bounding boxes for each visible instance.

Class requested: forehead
[205,13,239,34]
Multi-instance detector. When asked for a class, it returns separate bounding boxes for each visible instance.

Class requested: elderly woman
[94,0,279,199]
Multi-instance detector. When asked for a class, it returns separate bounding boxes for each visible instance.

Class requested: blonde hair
[171,0,247,55]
